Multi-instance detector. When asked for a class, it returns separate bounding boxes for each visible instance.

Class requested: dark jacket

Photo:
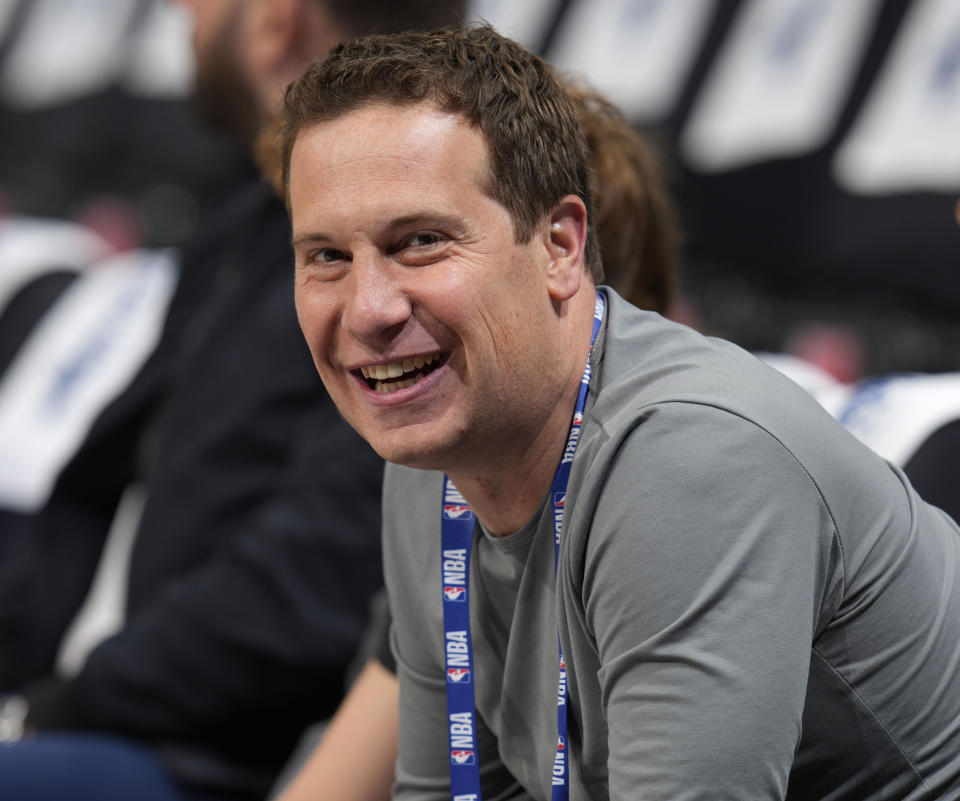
[0,180,384,799]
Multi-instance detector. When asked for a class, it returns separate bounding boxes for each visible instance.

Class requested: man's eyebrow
[386,212,467,234]
[291,231,331,249]
[292,214,469,249]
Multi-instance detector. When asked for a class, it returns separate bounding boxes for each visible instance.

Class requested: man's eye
[404,232,443,249]
[312,248,348,263]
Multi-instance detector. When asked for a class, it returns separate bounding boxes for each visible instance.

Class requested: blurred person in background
[0,0,254,549]
[0,2,462,801]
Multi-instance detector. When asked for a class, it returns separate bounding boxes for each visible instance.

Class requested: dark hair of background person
[324,0,465,37]
[566,83,679,315]
[279,23,603,280]
[193,0,466,147]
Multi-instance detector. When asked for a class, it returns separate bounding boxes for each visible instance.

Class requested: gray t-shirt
[384,289,960,800]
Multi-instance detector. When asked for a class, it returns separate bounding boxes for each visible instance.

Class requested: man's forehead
[311,101,473,153]
[290,102,488,191]
[288,101,503,237]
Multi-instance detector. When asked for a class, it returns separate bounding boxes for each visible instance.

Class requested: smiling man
[282,24,960,801]
[289,99,595,525]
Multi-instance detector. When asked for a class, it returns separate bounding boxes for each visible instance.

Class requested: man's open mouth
[358,354,445,393]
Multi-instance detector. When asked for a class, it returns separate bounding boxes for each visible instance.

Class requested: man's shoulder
[583,291,903,518]
[595,290,819,437]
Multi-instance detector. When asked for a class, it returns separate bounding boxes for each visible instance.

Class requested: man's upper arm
[580,402,834,800]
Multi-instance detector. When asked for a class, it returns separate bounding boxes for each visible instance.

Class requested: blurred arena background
[1,0,958,382]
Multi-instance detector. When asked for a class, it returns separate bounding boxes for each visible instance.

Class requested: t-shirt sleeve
[576,401,836,800]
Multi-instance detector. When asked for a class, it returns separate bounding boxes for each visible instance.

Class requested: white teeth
[360,364,389,380]
[360,354,442,388]
[375,376,419,393]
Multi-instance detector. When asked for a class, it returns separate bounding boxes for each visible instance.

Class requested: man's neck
[446,294,599,537]
[446,405,575,536]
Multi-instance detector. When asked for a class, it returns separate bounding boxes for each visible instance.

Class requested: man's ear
[543,195,588,303]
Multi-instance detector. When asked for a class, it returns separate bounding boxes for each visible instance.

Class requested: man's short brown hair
[280,23,601,279]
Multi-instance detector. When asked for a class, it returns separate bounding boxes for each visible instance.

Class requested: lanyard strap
[440,293,605,801]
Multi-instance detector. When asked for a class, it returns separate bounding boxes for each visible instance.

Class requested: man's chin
[380,444,449,473]
[369,430,459,473]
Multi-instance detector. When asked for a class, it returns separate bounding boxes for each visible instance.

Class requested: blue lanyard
[440,293,605,801]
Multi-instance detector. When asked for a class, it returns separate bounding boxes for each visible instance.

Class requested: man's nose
[342,252,412,346]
